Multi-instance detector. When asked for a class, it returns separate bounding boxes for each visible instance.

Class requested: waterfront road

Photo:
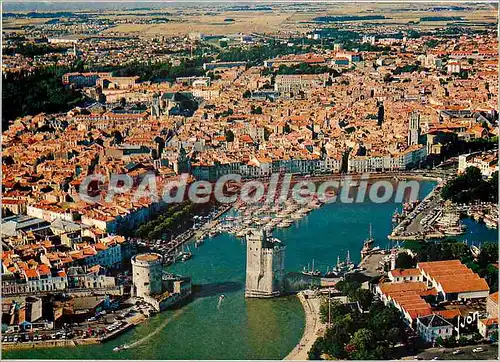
[285,291,325,360]
[413,343,498,360]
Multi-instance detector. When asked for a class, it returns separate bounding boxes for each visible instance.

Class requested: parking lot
[2,299,155,346]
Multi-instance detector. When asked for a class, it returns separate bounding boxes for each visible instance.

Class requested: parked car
[473,347,484,353]
[452,350,463,355]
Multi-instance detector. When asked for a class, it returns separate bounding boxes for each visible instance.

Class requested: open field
[100,5,498,36]
[3,3,497,36]
[102,12,293,36]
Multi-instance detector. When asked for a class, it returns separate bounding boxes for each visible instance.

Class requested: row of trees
[273,63,340,76]
[313,15,386,22]
[98,58,206,82]
[441,166,498,204]
[4,43,67,57]
[392,63,422,75]
[310,283,406,360]
[430,133,497,162]
[217,42,307,66]
[134,201,194,240]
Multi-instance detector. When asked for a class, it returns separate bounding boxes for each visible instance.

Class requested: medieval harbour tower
[245,229,285,298]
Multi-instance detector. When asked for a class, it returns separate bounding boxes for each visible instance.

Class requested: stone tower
[131,253,163,298]
[408,111,421,146]
[245,229,285,298]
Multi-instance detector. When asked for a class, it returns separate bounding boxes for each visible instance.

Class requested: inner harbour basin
[3,180,498,360]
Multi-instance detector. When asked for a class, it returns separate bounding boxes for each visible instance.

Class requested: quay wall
[2,337,102,351]
[2,286,123,300]
[2,340,77,350]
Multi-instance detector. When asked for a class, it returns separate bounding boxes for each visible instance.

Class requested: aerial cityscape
[1,1,499,360]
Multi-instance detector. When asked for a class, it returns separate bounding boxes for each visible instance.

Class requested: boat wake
[125,309,185,349]
[217,294,225,309]
[125,285,229,349]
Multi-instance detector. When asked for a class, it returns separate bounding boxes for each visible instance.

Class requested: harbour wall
[2,340,77,350]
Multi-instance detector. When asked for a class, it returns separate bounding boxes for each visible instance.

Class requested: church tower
[408,111,421,146]
[151,93,161,118]
[173,144,190,175]
[377,100,384,127]
[245,229,285,298]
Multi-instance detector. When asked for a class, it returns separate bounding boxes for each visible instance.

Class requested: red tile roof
[390,268,421,277]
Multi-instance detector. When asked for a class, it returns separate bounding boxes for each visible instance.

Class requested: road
[415,343,497,360]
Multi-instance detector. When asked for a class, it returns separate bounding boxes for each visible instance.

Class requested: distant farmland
[313,15,387,23]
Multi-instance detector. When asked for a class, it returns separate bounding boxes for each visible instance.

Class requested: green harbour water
[4,180,498,360]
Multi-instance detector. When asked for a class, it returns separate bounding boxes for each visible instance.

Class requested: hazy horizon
[4,1,496,13]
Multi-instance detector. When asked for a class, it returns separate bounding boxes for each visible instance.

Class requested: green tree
[395,252,416,269]
[263,127,271,141]
[225,129,235,142]
[336,280,361,301]
[354,289,373,310]
[441,166,495,203]
[320,299,349,324]
[322,315,354,359]
[386,327,402,347]
[250,105,263,114]
[308,337,325,360]
[490,172,498,203]
[351,328,375,357]
[383,73,393,83]
[369,304,403,342]
[478,242,499,267]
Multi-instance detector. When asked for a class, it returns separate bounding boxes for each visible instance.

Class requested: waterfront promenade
[285,291,325,360]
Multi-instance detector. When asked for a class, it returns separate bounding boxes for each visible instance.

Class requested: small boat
[113,344,129,352]
[277,222,290,228]
[392,209,400,223]
[364,224,374,246]
[444,228,466,236]
[264,225,274,233]
[484,217,497,229]
[181,252,192,262]
[470,245,481,258]
[324,265,339,278]
[302,260,322,277]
